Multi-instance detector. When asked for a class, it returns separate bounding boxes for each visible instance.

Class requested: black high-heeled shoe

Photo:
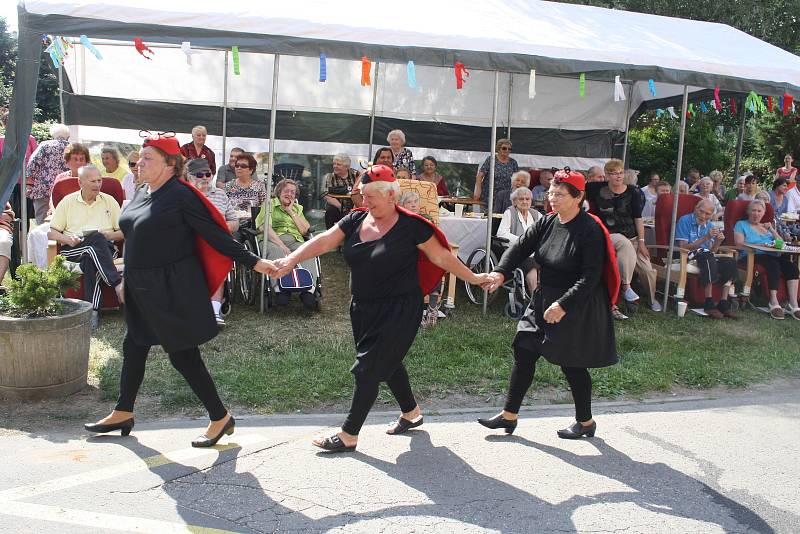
[84,418,134,436]
[557,420,596,439]
[477,414,518,435]
[191,416,235,448]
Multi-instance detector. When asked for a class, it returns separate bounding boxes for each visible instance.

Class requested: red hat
[141,131,180,155]
[553,167,585,191]
[360,164,396,184]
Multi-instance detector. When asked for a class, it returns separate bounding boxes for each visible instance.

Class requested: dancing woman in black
[272,165,490,452]
[478,169,620,439]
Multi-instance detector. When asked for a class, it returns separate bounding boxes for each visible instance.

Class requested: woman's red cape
[351,206,449,294]
[178,178,234,296]
[585,212,621,306]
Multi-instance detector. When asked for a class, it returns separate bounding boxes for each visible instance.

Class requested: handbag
[278,267,314,292]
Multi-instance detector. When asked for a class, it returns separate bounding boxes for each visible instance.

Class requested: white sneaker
[436,309,446,318]
[651,301,663,312]
[215,313,226,327]
[624,287,640,302]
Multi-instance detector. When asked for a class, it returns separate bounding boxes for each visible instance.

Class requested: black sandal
[386,416,424,435]
[313,434,357,452]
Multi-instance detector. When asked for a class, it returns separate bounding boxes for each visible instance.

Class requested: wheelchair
[230,213,322,310]
[463,235,532,320]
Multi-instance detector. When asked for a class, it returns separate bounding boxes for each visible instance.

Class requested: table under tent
[3,0,800,312]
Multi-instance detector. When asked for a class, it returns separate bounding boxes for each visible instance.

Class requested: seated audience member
[769,179,790,219]
[642,179,672,219]
[678,181,690,195]
[531,169,552,205]
[255,178,318,309]
[121,150,142,200]
[395,167,413,181]
[725,176,746,203]
[684,168,701,193]
[734,199,799,320]
[737,175,760,201]
[0,202,13,293]
[709,170,727,202]
[322,153,360,229]
[497,186,542,292]
[417,156,449,196]
[587,159,660,318]
[349,147,395,207]
[53,142,90,189]
[786,179,800,213]
[180,125,216,174]
[494,170,531,213]
[47,164,123,330]
[101,147,128,182]
[224,153,267,211]
[216,147,245,188]
[187,158,238,326]
[641,173,660,214]
[586,165,605,183]
[694,177,723,220]
[675,199,737,319]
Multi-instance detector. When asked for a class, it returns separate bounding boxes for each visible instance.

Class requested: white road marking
[0,433,270,502]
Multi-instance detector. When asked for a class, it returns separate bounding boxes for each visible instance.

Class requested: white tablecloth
[439,216,488,262]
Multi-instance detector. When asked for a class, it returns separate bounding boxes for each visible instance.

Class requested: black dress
[337,210,434,381]
[119,177,259,352]
[494,210,617,368]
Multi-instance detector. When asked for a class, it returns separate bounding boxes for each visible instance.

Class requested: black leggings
[115,333,227,421]
[755,255,799,290]
[504,345,593,422]
[341,363,417,435]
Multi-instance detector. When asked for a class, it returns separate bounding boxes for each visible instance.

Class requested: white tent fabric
[24,0,800,92]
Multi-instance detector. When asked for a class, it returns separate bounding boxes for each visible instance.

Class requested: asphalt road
[1,387,798,533]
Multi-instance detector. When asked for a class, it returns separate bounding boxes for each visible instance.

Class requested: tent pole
[506,73,513,140]
[221,51,229,167]
[58,65,65,124]
[367,62,380,162]
[621,82,633,166]
[483,70,500,315]
[260,53,280,313]
[733,98,747,180]
[20,165,28,264]
[661,85,689,313]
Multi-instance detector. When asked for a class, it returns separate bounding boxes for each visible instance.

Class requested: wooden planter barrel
[0,298,93,400]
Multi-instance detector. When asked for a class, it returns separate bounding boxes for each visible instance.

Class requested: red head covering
[360,164,396,184]
[553,168,586,191]
[142,133,181,155]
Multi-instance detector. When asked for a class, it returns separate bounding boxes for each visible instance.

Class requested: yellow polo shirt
[50,191,121,237]
[105,165,129,182]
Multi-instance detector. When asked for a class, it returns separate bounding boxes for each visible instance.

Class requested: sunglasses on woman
[193,171,213,178]
[128,161,137,168]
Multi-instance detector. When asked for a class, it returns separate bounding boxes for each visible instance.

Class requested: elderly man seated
[47,164,123,329]
[187,158,239,326]
[322,153,360,229]
[493,170,531,213]
[0,202,14,294]
[675,199,737,319]
[255,178,318,310]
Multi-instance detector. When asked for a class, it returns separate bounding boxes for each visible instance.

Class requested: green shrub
[0,256,80,318]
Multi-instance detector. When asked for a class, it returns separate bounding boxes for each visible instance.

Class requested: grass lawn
[89,252,800,415]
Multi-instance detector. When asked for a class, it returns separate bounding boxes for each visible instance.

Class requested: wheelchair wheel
[504,301,526,320]
[235,239,258,306]
[464,248,499,306]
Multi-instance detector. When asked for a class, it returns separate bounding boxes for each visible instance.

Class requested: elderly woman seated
[187,158,240,326]
[255,178,318,309]
[494,170,532,213]
[322,153,360,229]
[694,177,723,220]
[734,199,799,320]
[496,186,542,291]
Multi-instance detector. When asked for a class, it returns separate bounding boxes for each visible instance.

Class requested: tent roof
[21,0,800,95]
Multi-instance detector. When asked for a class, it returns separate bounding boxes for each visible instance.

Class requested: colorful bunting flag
[361,56,372,86]
[579,73,586,98]
[614,75,626,102]
[454,61,469,90]
[714,86,721,111]
[319,53,327,82]
[79,35,102,60]
[407,60,418,90]
[648,79,656,97]
[528,69,536,99]
[231,46,240,75]
[133,38,155,60]
[180,42,200,65]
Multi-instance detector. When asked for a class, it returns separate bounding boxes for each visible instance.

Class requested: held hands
[253,259,277,276]
[543,302,566,324]
[64,235,82,247]
[480,272,505,293]
[272,256,297,279]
